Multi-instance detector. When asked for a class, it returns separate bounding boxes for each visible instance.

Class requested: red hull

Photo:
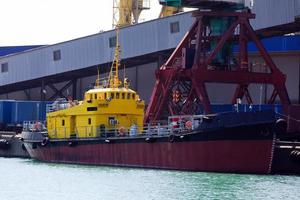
[25,139,274,174]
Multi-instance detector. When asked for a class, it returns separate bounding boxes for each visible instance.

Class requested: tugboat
[21,27,281,174]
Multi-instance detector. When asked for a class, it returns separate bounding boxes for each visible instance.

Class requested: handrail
[22,114,206,139]
[22,110,278,140]
[25,122,194,140]
[23,120,47,132]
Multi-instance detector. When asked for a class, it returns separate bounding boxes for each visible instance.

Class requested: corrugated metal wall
[0,0,299,87]
[251,0,296,30]
[1,53,299,104]
[0,45,44,57]
[296,0,300,17]
[0,13,191,86]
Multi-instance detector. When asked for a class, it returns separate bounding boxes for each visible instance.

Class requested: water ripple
[0,158,299,200]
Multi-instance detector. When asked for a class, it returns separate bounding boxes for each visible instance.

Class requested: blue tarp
[233,35,300,53]
[0,45,44,57]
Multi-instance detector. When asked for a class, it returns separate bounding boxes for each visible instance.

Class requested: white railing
[46,98,69,113]
[23,115,207,139]
[23,121,47,132]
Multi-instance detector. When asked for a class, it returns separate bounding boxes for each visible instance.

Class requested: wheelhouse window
[104,93,107,99]
[121,93,125,99]
[62,119,65,126]
[111,93,115,99]
[88,118,91,125]
[94,93,97,99]
[127,93,130,99]
[116,93,120,99]
[132,94,135,100]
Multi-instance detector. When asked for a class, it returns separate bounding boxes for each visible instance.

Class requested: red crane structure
[145,9,290,123]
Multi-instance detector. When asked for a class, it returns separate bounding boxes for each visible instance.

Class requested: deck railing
[23,121,47,132]
[23,115,206,140]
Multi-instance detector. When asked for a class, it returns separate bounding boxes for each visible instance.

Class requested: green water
[0,158,300,200]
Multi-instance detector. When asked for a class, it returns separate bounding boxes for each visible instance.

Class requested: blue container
[0,100,15,124]
[11,101,48,124]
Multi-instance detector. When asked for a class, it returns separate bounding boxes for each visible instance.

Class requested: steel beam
[145,10,291,122]
[48,81,73,101]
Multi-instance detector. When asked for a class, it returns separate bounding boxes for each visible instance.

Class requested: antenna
[108,25,121,88]
[95,66,101,88]
[123,64,126,84]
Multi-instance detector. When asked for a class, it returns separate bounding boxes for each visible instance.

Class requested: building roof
[0,45,44,57]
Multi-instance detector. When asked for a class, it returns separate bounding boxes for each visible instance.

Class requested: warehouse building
[0,0,299,104]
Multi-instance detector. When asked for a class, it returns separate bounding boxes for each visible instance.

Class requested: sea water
[0,157,300,200]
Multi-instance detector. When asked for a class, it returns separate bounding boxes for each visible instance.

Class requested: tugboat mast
[109,26,122,88]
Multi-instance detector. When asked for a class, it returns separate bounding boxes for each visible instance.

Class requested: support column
[41,80,46,101]
[158,54,165,69]
[72,79,77,100]
[24,89,31,100]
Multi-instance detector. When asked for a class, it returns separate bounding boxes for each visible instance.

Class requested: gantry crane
[145,0,289,122]
[113,0,150,28]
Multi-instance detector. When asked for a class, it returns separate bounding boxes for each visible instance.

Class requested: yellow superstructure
[47,87,144,139]
[46,26,145,139]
